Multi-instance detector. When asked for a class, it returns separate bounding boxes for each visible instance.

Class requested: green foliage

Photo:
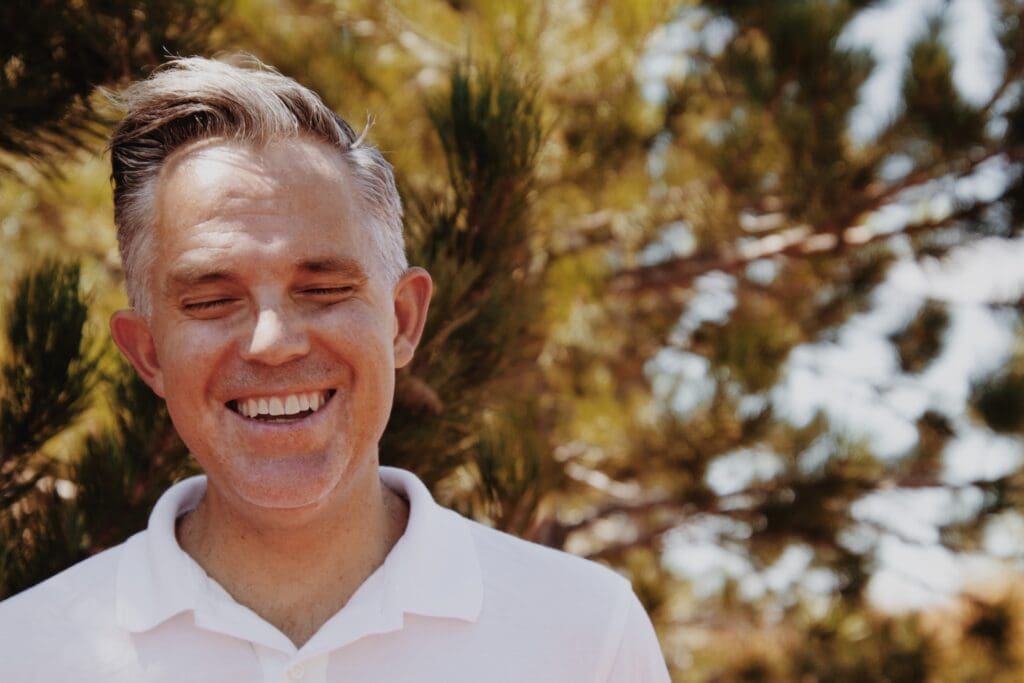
[891,300,950,374]
[426,62,542,264]
[0,262,97,510]
[73,360,192,551]
[692,293,804,392]
[0,487,83,598]
[0,263,188,599]
[792,609,934,682]
[903,32,986,154]
[0,0,227,171]
[971,328,1024,434]
[701,0,876,226]
[455,403,563,535]
[972,370,1024,434]
[0,263,97,597]
[383,63,549,519]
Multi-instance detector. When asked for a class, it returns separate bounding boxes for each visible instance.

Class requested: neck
[176,463,409,648]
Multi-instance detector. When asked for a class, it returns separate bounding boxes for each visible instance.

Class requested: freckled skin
[113,136,429,517]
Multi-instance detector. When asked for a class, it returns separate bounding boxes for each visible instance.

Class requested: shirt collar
[115,476,206,633]
[378,467,483,621]
[115,467,483,641]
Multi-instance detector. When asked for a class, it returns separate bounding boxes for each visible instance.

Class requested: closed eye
[183,298,236,311]
[302,286,355,296]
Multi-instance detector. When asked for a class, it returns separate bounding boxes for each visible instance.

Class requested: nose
[240,306,310,366]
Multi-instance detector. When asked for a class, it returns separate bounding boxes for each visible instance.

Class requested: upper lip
[224,387,333,403]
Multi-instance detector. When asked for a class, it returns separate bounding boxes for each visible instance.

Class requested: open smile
[226,389,337,421]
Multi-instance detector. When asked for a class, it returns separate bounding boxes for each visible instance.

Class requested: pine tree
[4,1,1024,680]
[0,0,227,172]
[0,0,223,596]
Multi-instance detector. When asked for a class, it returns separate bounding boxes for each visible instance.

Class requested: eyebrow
[295,257,368,280]
[165,266,236,295]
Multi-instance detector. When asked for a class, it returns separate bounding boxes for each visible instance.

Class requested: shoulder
[391,466,634,619]
[454,513,670,681]
[0,536,133,668]
[457,510,634,624]
[0,540,124,617]
[465,512,630,595]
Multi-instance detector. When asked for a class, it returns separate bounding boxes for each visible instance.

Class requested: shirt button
[287,664,305,680]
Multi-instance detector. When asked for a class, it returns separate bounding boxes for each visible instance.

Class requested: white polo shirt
[0,467,670,682]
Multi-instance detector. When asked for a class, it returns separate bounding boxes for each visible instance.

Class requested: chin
[217,452,350,511]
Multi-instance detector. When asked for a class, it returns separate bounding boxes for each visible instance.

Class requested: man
[0,56,670,681]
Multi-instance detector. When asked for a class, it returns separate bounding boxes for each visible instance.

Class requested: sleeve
[603,591,672,682]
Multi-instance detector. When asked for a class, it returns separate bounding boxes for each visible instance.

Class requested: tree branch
[608,190,1009,294]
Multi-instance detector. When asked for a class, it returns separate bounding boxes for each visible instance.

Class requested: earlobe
[392,267,433,368]
[109,310,166,397]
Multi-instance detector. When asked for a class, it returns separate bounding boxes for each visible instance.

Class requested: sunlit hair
[108,54,407,317]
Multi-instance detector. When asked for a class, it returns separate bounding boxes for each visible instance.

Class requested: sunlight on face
[142,137,402,512]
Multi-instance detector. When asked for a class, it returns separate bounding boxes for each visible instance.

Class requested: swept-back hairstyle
[109,55,407,317]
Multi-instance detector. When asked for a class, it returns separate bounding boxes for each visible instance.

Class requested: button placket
[286,663,305,680]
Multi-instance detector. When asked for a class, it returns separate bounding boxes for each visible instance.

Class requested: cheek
[323,303,394,353]
[154,323,232,391]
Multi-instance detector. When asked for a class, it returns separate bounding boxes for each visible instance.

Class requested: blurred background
[2,0,1024,680]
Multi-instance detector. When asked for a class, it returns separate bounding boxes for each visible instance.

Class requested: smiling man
[0,56,670,682]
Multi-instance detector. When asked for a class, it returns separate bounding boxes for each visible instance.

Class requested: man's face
[111,137,430,512]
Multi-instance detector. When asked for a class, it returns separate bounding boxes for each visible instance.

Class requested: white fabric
[0,467,670,682]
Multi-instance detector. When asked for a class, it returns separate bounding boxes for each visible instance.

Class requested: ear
[392,267,433,369]
[110,310,166,397]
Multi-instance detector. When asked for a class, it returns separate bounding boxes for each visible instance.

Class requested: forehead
[156,136,355,225]
[151,137,378,274]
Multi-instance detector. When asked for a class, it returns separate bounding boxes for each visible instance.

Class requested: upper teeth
[235,391,328,418]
